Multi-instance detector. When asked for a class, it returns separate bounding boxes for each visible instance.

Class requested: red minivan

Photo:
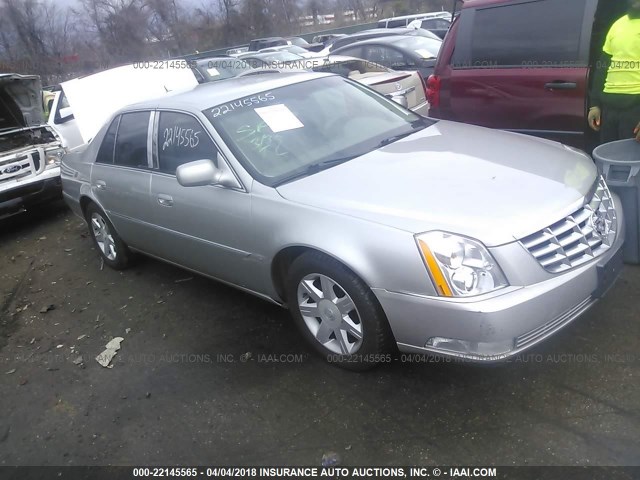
[428,0,629,150]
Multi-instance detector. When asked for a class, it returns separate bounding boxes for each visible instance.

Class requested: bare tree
[147,0,197,55]
[0,0,85,82]
[79,0,151,63]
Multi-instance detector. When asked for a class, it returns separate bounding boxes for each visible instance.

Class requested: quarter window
[114,111,150,168]
[157,112,218,174]
[95,117,119,164]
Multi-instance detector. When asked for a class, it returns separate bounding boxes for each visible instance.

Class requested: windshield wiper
[376,118,428,148]
[275,155,359,186]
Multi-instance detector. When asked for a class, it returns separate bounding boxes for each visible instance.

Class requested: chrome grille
[0,148,43,185]
[521,176,617,273]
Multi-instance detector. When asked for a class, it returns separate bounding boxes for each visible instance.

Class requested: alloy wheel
[90,212,117,261]
[296,273,363,355]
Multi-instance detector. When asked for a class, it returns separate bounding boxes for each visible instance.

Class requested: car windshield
[393,36,441,58]
[196,59,253,81]
[255,51,303,62]
[203,76,432,186]
[262,45,308,55]
[410,28,441,41]
[288,37,310,47]
[284,45,308,55]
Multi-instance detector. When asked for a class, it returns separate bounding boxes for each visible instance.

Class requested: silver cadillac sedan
[61,72,624,369]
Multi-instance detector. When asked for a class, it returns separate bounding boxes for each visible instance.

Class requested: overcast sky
[53,0,202,8]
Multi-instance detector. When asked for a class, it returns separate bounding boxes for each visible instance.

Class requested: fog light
[427,337,473,353]
[425,336,513,359]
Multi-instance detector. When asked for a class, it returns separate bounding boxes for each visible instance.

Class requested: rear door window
[455,0,587,68]
[157,111,218,174]
[363,45,408,68]
[335,45,364,58]
[114,111,151,169]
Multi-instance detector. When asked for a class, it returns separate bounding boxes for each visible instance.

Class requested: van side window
[114,112,151,168]
[157,111,217,175]
[388,19,406,28]
[467,0,586,67]
[96,117,119,165]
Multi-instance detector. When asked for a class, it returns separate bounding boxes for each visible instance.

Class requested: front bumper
[0,167,62,218]
[374,206,626,362]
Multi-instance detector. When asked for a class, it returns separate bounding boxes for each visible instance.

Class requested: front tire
[85,203,131,270]
[285,252,394,370]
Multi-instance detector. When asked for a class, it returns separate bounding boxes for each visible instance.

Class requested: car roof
[335,35,436,48]
[462,0,512,7]
[358,28,413,35]
[122,72,330,112]
[378,11,450,21]
[252,36,285,42]
[241,51,298,59]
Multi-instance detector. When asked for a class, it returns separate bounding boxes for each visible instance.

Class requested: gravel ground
[1,202,639,466]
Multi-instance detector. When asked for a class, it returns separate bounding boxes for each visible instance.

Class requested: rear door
[90,111,155,249]
[442,0,597,148]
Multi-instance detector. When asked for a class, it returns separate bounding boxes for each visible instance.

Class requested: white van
[377,11,451,29]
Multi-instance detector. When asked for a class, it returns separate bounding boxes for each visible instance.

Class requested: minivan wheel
[285,252,394,370]
[85,203,131,270]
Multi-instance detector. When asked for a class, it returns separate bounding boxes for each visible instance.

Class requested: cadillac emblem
[590,207,609,239]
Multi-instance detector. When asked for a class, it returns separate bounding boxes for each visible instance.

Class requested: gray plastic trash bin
[592,139,640,264]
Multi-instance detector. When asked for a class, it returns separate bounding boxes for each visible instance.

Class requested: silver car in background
[61,72,624,369]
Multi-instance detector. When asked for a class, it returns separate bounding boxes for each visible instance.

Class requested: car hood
[0,73,46,129]
[276,120,597,247]
[61,63,198,143]
[0,74,61,154]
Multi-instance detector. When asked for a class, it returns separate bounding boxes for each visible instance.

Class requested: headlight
[45,149,65,170]
[416,231,508,297]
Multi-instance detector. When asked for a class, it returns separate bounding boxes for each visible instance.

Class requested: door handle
[544,81,577,90]
[157,194,174,207]
[95,180,107,190]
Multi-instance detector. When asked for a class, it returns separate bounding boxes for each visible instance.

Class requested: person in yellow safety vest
[588,0,640,143]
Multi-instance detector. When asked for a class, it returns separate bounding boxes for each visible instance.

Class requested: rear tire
[285,251,394,370]
[85,203,131,270]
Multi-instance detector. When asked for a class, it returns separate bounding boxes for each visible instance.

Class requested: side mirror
[176,157,241,189]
